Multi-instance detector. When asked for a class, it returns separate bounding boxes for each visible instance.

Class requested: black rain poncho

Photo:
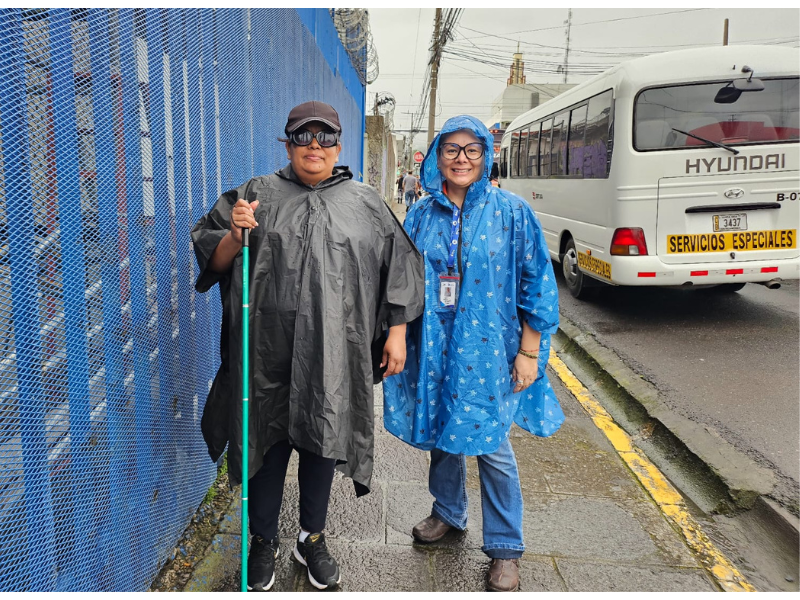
[191,165,424,495]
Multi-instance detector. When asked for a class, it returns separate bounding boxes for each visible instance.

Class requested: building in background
[487,49,575,133]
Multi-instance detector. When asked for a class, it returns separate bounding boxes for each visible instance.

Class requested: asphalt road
[555,274,800,500]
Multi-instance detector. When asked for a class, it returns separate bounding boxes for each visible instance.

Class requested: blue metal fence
[0,8,365,591]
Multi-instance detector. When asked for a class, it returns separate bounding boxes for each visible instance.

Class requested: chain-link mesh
[0,8,365,592]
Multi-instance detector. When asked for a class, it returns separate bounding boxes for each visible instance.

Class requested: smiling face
[286,122,341,186]
[437,129,484,194]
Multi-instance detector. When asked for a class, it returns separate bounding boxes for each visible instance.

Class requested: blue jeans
[404,190,416,206]
[429,438,524,559]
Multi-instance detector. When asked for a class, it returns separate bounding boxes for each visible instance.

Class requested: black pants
[248,439,337,541]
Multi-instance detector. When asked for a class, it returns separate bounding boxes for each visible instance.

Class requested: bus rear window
[635,77,799,151]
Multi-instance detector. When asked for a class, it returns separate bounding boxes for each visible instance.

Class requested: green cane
[241,227,250,592]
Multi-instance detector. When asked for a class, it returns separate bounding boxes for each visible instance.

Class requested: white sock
[298,529,310,543]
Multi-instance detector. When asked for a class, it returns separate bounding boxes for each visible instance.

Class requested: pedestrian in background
[396,172,404,203]
[402,169,418,209]
[191,101,424,592]
[490,161,501,187]
[382,115,564,592]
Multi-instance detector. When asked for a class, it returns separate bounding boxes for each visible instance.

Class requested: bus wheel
[713,282,746,293]
[561,238,594,299]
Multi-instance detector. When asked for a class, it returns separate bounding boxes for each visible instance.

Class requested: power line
[443,48,616,74]
[450,34,800,55]
[460,9,711,40]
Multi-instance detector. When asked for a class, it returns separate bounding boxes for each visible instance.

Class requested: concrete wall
[365,114,395,203]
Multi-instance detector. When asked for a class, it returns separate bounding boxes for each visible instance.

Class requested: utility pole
[427,8,442,147]
[562,8,572,84]
[723,18,729,46]
[401,111,415,170]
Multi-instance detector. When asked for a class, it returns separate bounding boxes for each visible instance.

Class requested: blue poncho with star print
[383,115,564,455]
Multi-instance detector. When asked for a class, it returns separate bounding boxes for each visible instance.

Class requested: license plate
[713,213,747,232]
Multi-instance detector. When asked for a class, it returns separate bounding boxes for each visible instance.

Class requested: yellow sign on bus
[667,230,796,254]
[577,252,612,280]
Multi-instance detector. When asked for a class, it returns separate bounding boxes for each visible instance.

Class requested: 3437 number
[776,192,798,201]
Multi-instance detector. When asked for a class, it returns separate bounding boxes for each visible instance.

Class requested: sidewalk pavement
[179,198,724,592]
[183,369,723,592]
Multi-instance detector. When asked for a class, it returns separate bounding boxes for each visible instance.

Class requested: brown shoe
[411,515,453,543]
[486,558,519,592]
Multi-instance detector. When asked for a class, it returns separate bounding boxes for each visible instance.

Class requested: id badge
[439,274,460,309]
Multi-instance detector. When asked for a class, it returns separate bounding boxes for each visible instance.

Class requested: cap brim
[286,117,341,133]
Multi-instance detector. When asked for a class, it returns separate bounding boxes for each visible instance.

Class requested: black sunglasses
[289,129,340,148]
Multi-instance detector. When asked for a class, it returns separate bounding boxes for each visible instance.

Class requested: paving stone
[285,449,299,477]
[515,419,648,499]
[555,559,716,592]
[373,382,384,407]
[185,533,241,592]
[522,495,670,564]
[620,497,700,568]
[373,384,391,434]
[372,433,429,483]
[433,550,566,592]
[218,495,241,534]
[517,554,569,592]
[545,364,590,420]
[386,483,434,545]
[374,411,386,434]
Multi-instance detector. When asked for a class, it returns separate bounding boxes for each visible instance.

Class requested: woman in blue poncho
[383,116,564,592]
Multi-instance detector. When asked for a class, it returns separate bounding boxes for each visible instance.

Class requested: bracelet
[518,349,539,360]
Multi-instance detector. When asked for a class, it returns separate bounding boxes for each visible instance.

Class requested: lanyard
[447,203,460,273]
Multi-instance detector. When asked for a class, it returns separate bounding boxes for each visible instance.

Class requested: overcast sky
[364,7,799,151]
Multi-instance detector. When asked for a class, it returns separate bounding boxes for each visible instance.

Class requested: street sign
[413,151,424,163]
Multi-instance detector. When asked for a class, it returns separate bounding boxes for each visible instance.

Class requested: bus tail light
[610,228,648,256]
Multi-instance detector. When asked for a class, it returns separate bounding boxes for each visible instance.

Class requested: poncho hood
[420,115,494,205]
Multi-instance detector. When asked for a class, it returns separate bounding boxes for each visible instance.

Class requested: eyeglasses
[290,129,340,148]
[439,142,484,160]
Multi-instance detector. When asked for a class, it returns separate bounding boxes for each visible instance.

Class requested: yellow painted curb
[548,351,756,592]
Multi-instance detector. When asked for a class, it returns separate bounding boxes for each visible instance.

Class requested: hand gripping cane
[241,227,250,592]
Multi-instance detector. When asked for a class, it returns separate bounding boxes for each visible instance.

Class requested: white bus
[499,45,799,298]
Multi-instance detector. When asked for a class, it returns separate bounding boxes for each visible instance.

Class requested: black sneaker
[292,532,341,590]
[247,535,279,591]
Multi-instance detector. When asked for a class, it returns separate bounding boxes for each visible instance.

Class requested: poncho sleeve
[376,201,425,329]
[515,201,559,334]
[190,186,243,292]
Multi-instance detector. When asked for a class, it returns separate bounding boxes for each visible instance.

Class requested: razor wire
[330,8,379,85]
[374,91,396,133]
[0,7,364,592]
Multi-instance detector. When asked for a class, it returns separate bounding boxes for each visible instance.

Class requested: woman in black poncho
[191,101,424,591]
